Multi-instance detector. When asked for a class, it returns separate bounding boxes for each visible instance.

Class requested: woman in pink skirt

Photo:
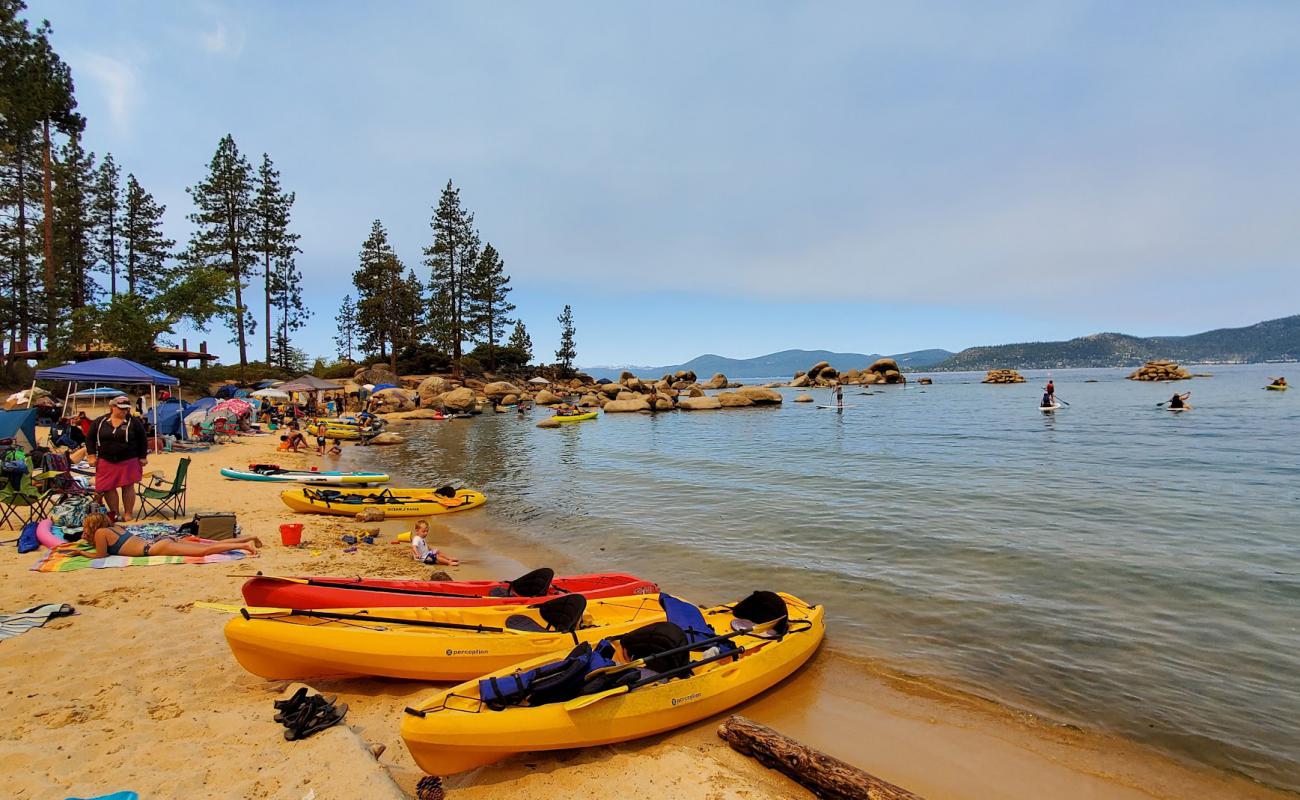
[86,396,149,521]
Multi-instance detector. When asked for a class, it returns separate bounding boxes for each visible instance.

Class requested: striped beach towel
[30,541,249,572]
[0,603,75,641]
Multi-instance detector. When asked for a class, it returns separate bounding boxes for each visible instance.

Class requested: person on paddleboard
[1169,391,1190,409]
[833,383,843,411]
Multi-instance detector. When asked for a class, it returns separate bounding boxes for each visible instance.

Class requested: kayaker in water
[410,520,459,566]
[1169,391,1191,409]
[1270,377,1287,387]
[82,513,261,557]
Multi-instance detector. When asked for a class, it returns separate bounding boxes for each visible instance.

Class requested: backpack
[17,521,41,553]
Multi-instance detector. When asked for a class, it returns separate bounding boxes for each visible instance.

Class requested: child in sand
[328,439,342,456]
[81,513,261,558]
[410,519,459,566]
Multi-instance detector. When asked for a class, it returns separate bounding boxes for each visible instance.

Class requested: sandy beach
[1,430,1292,800]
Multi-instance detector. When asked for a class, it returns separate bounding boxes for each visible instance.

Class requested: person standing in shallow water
[86,396,149,522]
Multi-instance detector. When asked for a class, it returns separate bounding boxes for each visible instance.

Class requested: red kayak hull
[241,573,659,609]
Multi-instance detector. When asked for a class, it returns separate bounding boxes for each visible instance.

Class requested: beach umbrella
[253,379,282,389]
[212,398,253,417]
[205,407,238,423]
[72,387,125,398]
[251,388,290,400]
[528,377,550,385]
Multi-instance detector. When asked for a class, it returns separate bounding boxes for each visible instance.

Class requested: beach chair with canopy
[136,457,191,519]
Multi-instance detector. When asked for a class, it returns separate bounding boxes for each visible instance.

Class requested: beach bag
[17,521,40,553]
[50,496,97,537]
[178,512,238,540]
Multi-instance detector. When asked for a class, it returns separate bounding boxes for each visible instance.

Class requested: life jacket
[479,639,618,709]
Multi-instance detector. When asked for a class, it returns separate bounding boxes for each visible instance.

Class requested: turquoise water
[352,364,1300,789]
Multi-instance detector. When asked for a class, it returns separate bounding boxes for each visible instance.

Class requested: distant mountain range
[582,348,954,381]
[581,315,1299,380]
[932,315,1300,371]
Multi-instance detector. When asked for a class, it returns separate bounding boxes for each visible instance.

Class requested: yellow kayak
[279,487,486,517]
[306,423,369,440]
[1265,384,1287,391]
[401,592,824,775]
[552,411,598,423]
[223,594,665,681]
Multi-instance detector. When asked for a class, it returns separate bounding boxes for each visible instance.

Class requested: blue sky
[29,1,1300,367]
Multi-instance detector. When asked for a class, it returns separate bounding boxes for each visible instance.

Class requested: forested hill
[933,315,1300,371]
[584,348,953,381]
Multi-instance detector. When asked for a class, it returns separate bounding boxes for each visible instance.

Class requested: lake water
[350,363,1300,790]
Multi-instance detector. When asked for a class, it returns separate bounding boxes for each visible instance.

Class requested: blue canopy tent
[146,398,190,438]
[0,409,38,451]
[33,357,184,448]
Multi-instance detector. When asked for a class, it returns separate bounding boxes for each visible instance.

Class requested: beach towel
[0,603,75,641]
[30,536,249,573]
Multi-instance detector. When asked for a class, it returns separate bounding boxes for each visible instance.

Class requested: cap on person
[110,396,132,409]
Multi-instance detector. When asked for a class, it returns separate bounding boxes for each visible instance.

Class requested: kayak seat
[502,568,555,598]
[621,621,690,673]
[731,591,790,637]
[504,615,548,632]
[504,594,588,633]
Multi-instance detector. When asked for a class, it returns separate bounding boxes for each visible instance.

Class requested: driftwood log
[717,715,923,800]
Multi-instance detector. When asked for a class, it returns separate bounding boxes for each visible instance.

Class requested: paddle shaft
[256,574,522,601]
[584,617,786,681]
[241,606,507,633]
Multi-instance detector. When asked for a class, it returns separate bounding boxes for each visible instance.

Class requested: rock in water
[736,386,783,404]
[717,391,755,407]
[417,376,450,405]
[677,396,722,410]
[483,381,523,401]
[1127,360,1193,381]
[534,388,561,405]
[603,398,651,413]
[794,393,814,402]
[981,369,1026,384]
[366,432,406,445]
[536,417,561,428]
[439,387,476,411]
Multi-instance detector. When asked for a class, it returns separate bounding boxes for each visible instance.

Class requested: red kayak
[241,568,659,609]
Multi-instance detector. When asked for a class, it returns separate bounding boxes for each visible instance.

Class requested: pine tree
[269,252,309,371]
[90,153,121,296]
[466,242,514,370]
[423,179,479,373]
[334,293,358,363]
[185,134,256,377]
[122,174,174,299]
[251,153,300,363]
[555,304,576,374]
[353,220,406,369]
[507,319,533,363]
[51,131,96,344]
[395,268,425,364]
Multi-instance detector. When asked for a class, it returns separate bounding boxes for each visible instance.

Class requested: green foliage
[507,320,533,362]
[252,153,306,368]
[90,152,121,294]
[352,219,409,369]
[122,173,174,299]
[423,179,479,368]
[51,131,95,312]
[185,134,257,371]
[467,342,529,371]
[334,293,358,362]
[466,242,514,369]
[395,342,451,375]
[555,304,577,373]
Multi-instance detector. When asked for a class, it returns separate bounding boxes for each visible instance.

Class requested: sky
[27,1,1300,368]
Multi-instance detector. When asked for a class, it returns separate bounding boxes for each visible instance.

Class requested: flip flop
[285,702,348,741]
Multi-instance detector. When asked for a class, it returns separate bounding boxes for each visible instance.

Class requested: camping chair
[35,452,92,501]
[136,457,190,519]
[0,466,55,531]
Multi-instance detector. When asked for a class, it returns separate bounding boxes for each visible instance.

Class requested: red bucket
[279,523,304,547]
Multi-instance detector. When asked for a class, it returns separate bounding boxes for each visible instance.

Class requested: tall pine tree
[51,130,95,344]
[122,174,174,299]
[555,304,576,374]
[251,153,301,364]
[466,242,514,370]
[334,293,358,363]
[353,220,406,370]
[423,179,479,374]
[185,134,255,377]
[507,319,533,363]
[90,153,121,296]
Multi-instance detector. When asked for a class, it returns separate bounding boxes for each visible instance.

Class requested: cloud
[199,21,244,56]
[70,52,138,134]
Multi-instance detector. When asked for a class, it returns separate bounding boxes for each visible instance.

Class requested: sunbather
[81,513,261,557]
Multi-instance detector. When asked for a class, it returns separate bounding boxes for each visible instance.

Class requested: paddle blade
[563,685,630,711]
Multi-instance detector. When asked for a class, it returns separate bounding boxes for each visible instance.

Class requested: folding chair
[0,469,55,531]
[136,457,191,519]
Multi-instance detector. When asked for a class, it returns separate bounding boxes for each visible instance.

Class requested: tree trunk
[716,716,922,800]
[264,250,272,364]
[16,142,29,350]
[41,118,56,348]
[228,202,248,379]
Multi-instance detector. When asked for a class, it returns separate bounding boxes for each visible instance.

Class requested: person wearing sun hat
[85,395,149,522]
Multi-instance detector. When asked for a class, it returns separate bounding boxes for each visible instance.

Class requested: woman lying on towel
[81,513,262,558]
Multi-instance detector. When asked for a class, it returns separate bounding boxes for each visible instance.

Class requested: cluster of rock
[1127,360,1192,381]
[789,358,906,387]
[981,369,1026,384]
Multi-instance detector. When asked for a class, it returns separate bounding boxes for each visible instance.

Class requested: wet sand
[0,431,1291,799]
